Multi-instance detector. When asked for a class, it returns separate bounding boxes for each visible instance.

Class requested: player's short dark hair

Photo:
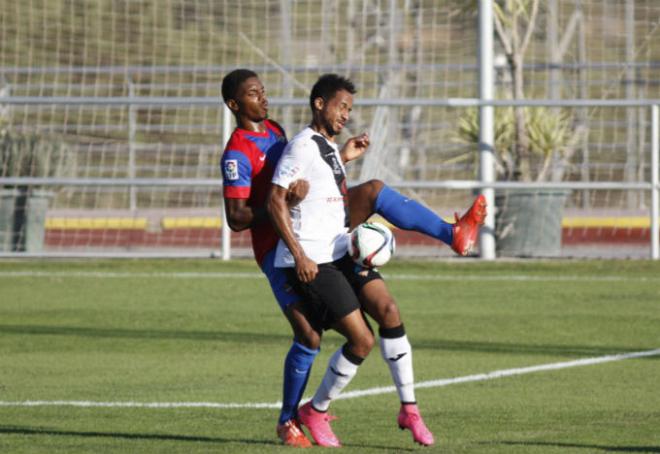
[222,69,258,103]
[309,74,356,111]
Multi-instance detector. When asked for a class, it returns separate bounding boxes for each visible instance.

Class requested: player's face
[234,77,268,122]
[319,89,353,137]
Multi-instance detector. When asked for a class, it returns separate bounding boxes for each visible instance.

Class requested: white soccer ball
[348,222,396,268]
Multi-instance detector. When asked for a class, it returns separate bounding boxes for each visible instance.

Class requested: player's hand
[295,255,318,283]
[286,179,309,208]
[340,132,370,163]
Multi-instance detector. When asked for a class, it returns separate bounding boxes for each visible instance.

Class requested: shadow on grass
[0,324,291,345]
[0,324,657,360]
[0,425,278,447]
[341,441,416,452]
[494,440,660,453]
[0,426,416,451]
[412,338,660,359]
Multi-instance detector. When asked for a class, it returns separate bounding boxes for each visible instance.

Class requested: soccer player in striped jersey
[220,69,485,447]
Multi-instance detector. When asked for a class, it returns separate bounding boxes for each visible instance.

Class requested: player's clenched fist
[286,179,309,207]
[340,132,370,163]
[295,255,318,283]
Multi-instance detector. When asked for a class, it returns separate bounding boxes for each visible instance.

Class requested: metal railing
[0,96,658,259]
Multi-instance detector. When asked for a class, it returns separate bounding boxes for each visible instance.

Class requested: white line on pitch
[0,270,659,282]
[1,348,658,409]
[0,271,263,279]
[336,348,660,400]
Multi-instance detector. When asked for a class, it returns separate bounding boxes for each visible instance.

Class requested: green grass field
[1,259,659,453]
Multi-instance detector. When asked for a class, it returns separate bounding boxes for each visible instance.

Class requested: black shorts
[285,254,382,331]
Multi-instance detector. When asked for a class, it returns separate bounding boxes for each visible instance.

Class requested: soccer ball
[348,222,396,268]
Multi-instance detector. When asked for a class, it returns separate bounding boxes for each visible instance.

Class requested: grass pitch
[1,259,659,453]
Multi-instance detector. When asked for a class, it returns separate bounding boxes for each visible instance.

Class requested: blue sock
[374,185,453,245]
[278,341,319,425]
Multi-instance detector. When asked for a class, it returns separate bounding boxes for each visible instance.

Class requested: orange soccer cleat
[297,401,341,448]
[276,418,312,448]
[398,403,435,446]
[451,194,487,256]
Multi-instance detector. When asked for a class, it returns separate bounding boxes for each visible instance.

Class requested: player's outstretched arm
[267,183,318,283]
[339,132,370,163]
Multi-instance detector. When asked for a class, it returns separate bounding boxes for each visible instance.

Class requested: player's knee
[366,179,385,198]
[365,331,376,352]
[353,331,375,357]
[296,328,321,350]
[374,297,401,327]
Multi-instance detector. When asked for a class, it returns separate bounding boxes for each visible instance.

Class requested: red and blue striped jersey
[221,119,287,265]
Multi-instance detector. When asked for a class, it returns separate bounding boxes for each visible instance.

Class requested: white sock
[311,346,360,411]
[380,334,416,403]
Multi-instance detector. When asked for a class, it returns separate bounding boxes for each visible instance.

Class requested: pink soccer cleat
[276,418,312,448]
[451,194,487,256]
[297,401,341,448]
[398,403,435,446]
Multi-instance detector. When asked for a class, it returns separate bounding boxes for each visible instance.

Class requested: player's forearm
[340,133,369,163]
[339,148,350,164]
[267,186,307,262]
[339,145,358,164]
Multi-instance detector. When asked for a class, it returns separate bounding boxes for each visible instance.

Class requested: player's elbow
[226,217,248,232]
[224,208,250,232]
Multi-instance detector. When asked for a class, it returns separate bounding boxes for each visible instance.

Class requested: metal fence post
[128,76,137,212]
[0,76,10,122]
[478,0,496,260]
[651,104,659,260]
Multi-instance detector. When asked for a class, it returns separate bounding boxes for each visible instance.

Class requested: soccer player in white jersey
[269,76,378,448]
[267,74,487,447]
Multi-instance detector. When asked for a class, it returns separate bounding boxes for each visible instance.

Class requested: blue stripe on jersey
[221,150,252,187]
[245,130,287,168]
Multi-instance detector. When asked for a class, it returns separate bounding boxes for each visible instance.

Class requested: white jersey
[272,126,350,267]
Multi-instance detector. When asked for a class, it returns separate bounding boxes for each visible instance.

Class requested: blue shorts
[260,249,300,311]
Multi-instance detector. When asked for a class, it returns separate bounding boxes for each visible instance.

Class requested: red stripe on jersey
[224,186,251,199]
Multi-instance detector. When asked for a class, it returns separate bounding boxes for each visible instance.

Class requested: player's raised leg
[347,179,487,256]
[450,194,487,256]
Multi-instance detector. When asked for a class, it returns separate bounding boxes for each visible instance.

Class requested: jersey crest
[223,159,239,180]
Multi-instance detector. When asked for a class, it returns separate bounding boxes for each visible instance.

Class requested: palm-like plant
[1,121,76,251]
[457,106,583,182]
[1,124,76,187]
[456,0,586,183]
[493,0,540,181]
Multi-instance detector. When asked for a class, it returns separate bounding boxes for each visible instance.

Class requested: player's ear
[313,97,325,112]
[226,99,239,113]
